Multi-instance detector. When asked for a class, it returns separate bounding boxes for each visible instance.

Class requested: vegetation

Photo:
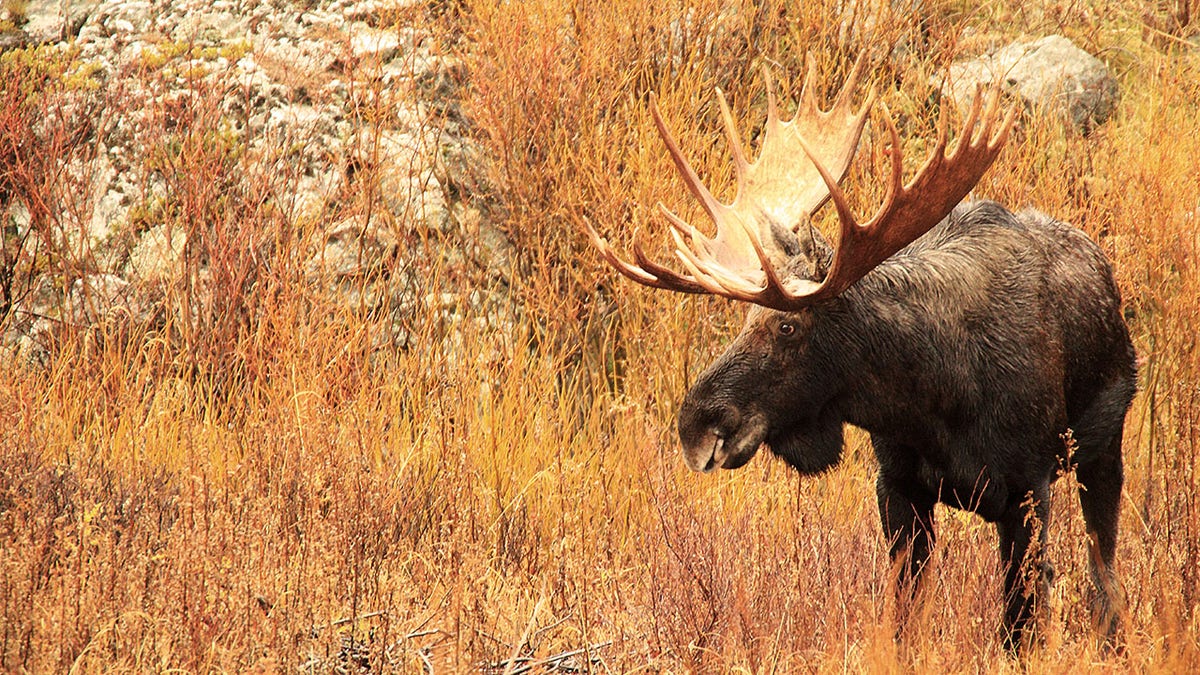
[1,0,1197,671]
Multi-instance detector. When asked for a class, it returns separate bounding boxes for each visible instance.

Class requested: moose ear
[809,229,831,282]
[785,215,832,282]
[770,218,803,258]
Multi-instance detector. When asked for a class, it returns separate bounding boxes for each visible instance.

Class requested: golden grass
[2,0,1199,671]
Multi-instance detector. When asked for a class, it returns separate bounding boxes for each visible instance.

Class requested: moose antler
[803,84,1018,301]
[587,57,1018,311]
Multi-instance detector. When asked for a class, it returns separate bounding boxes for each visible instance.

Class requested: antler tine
[716,88,751,178]
[584,221,657,285]
[631,235,710,293]
[672,233,733,296]
[659,202,716,251]
[649,93,724,226]
[876,105,905,213]
[678,220,774,298]
[797,55,820,116]
[763,64,780,126]
[974,83,999,145]
[987,84,1020,150]
[830,51,871,115]
[797,51,873,120]
[583,218,707,293]
[952,83,987,159]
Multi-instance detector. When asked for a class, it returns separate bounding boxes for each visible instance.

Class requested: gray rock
[53,153,123,257]
[352,124,451,234]
[170,10,246,44]
[288,170,344,226]
[253,35,339,91]
[306,215,421,315]
[127,224,187,284]
[15,0,102,43]
[454,202,513,274]
[89,186,127,250]
[100,1,153,36]
[307,215,397,281]
[68,272,142,324]
[4,199,31,233]
[0,30,28,52]
[342,0,423,23]
[348,24,406,62]
[940,35,1119,132]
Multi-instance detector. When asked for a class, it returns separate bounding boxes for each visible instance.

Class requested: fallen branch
[329,609,388,627]
[488,640,613,674]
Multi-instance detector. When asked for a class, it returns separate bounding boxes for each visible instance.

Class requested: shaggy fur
[677,200,1136,651]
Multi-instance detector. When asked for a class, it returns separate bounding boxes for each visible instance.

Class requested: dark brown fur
[677,200,1136,651]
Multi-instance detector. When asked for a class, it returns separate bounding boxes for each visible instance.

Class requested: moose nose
[701,428,726,472]
[682,427,725,473]
[678,401,742,473]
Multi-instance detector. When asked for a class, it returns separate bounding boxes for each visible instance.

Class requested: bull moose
[586,57,1136,652]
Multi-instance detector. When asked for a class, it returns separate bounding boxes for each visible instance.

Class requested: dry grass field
[2,0,1199,672]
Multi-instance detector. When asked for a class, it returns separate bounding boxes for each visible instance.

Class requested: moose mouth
[683,413,769,473]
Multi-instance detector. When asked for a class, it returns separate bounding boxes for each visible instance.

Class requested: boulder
[939,35,1119,132]
[305,215,409,312]
[127,224,187,284]
[351,123,452,234]
[68,273,143,324]
[13,0,102,43]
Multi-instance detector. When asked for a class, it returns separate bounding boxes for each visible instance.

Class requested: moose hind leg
[996,481,1052,654]
[1076,434,1126,644]
[876,475,936,634]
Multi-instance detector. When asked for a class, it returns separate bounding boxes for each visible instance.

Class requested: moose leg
[876,475,936,634]
[1075,435,1125,644]
[996,481,1051,654]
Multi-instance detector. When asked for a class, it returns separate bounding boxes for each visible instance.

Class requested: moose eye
[778,322,796,337]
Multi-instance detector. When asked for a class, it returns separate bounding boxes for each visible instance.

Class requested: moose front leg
[996,482,1053,654]
[876,474,937,634]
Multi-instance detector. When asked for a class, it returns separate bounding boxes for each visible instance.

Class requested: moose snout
[678,403,767,472]
[678,401,736,472]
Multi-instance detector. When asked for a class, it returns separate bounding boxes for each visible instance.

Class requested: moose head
[588,56,1016,474]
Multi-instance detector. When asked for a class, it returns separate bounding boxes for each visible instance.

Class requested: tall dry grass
[1,0,1198,672]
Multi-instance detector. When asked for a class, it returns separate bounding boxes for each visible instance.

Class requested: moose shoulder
[588,57,1136,653]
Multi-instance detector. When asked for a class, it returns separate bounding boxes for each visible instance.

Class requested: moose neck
[815,259,968,447]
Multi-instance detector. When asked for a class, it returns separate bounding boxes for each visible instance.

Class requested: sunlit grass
[1,0,1198,671]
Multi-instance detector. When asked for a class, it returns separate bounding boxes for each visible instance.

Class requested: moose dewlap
[587,56,1136,653]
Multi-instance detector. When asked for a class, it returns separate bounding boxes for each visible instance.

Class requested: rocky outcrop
[938,35,1119,133]
[1,0,511,363]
